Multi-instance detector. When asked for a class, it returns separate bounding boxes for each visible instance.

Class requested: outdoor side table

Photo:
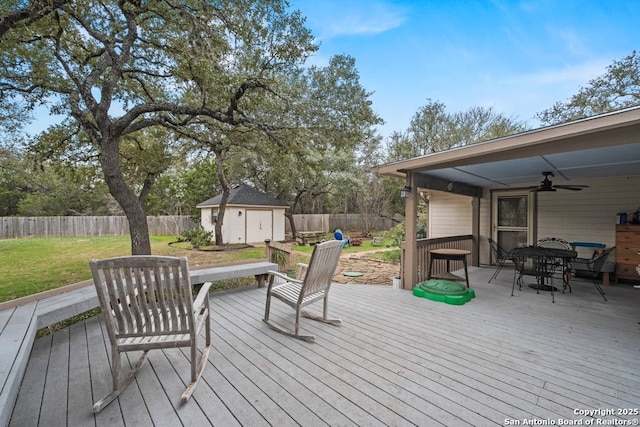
[427,248,471,288]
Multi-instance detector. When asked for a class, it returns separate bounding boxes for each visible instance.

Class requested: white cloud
[504,58,610,86]
[296,1,408,39]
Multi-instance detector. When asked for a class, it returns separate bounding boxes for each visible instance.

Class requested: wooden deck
[9,267,640,426]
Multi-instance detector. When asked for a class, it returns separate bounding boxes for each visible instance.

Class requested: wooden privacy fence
[289,214,330,233]
[287,214,402,234]
[0,216,195,239]
[3,213,399,239]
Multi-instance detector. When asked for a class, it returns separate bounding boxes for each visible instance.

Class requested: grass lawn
[292,238,394,254]
[0,236,267,303]
[0,235,398,304]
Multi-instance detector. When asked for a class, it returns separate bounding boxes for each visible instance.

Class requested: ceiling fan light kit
[532,171,588,192]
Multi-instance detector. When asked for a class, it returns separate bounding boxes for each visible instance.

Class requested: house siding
[273,208,286,241]
[200,207,246,243]
[200,208,212,232]
[536,176,640,247]
[479,188,492,265]
[225,207,246,244]
[428,192,473,237]
[429,176,640,266]
[428,190,492,265]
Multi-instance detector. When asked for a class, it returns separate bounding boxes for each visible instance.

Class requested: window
[210,209,218,224]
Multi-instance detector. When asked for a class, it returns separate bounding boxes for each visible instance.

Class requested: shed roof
[196,184,288,208]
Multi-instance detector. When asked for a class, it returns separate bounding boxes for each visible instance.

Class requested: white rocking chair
[90,256,212,412]
[263,240,344,341]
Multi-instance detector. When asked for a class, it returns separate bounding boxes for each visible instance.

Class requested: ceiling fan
[531,171,589,192]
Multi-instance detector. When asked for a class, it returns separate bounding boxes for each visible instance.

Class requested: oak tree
[537,51,640,125]
[0,0,316,253]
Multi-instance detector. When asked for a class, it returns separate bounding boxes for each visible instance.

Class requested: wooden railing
[400,235,474,285]
[265,240,293,271]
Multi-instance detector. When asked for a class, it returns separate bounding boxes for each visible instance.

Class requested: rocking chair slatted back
[91,256,195,342]
[89,255,211,412]
[299,240,344,301]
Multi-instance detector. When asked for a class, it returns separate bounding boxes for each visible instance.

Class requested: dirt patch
[333,254,399,286]
[177,243,399,286]
[288,247,399,286]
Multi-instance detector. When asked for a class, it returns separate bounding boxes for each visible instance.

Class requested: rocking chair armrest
[193,281,213,311]
[295,262,309,279]
[267,270,303,285]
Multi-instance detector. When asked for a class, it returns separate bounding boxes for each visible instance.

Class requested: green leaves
[387,99,527,160]
[537,51,640,125]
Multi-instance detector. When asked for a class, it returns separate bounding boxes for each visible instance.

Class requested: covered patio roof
[373,106,640,290]
[373,106,640,192]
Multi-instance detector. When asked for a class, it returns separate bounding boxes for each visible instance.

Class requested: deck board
[222,290,469,426]
[68,320,100,427]
[8,333,50,426]
[9,267,640,426]
[41,329,70,425]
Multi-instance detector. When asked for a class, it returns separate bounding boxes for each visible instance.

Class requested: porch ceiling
[374,106,640,190]
[420,141,640,189]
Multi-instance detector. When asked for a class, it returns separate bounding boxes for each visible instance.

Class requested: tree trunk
[213,149,229,245]
[285,211,297,239]
[100,140,151,255]
[287,193,303,239]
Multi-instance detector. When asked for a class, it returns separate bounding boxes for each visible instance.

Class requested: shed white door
[246,210,273,243]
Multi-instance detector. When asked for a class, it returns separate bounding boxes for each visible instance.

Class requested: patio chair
[487,237,515,283]
[535,237,572,250]
[263,240,344,341]
[334,229,350,248]
[89,256,212,412]
[571,246,615,301]
[536,237,573,288]
[511,246,558,302]
[372,231,386,246]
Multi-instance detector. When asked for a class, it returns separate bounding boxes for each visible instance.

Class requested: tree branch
[0,0,71,39]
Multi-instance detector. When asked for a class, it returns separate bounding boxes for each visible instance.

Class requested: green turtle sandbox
[413,279,475,305]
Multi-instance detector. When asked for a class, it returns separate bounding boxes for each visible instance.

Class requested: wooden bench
[0,260,277,426]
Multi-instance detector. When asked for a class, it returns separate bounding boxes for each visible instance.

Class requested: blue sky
[288,0,640,139]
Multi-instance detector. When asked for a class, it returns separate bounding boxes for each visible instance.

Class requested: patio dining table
[511,246,577,303]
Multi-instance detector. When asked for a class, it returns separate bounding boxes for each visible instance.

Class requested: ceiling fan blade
[532,172,588,192]
[554,185,589,191]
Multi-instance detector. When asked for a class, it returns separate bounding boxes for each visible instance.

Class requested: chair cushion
[570,242,606,259]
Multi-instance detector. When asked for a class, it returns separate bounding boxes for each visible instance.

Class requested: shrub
[180,226,212,247]
[380,249,401,263]
[388,223,405,246]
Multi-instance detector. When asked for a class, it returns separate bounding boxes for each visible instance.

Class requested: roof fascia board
[197,204,287,209]
[373,107,640,176]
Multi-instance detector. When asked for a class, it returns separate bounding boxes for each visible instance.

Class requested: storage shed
[196,184,288,244]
